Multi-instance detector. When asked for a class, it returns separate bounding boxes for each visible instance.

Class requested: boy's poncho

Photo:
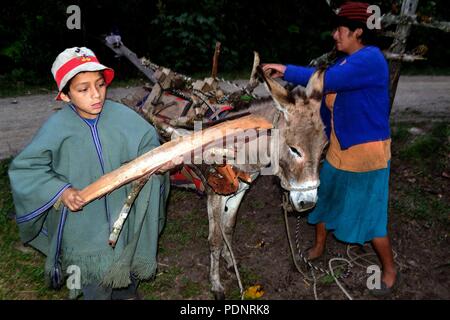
[9,100,169,294]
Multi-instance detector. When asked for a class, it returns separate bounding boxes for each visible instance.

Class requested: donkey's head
[258,67,327,212]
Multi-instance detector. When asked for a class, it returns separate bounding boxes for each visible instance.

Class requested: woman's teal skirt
[308,160,390,245]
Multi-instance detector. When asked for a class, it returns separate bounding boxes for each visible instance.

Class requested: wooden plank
[104,36,157,84]
[388,0,419,112]
[211,42,221,79]
[79,115,272,203]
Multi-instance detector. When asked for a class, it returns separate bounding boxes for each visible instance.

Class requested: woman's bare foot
[307,223,327,261]
[306,244,325,261]
[381,269,398,288]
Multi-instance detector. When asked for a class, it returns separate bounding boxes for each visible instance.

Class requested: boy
[8,47,170,299]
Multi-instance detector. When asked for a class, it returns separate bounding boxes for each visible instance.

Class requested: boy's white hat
[51,47,114,100]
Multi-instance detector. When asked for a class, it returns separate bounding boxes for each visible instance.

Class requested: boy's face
[60,71,106,119]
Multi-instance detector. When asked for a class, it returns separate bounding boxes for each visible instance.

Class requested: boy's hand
[61,188,86,212]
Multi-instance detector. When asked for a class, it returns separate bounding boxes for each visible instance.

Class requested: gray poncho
[8,100,170,295]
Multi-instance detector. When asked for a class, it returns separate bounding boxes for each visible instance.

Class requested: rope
[218,222,244,299]
[295,214,351,278]
[328,258,354,300]
[282,191,354,299]
[283,193,314,281]
[283,190,401,300]
[311,269,319,300]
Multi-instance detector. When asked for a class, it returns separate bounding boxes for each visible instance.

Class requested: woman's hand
[61,188,86,212]
[262,64,286,78]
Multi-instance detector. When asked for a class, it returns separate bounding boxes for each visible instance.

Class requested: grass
[398,122,449,174]
[391,187,449,224]
[391,122,450,225]
[228,266,262,300]
[0,159,68,299]
[179,276,203,299]
[390,123,412,143]
[139,266,183,300]
[160,202,208,251]
[318,268,344,285]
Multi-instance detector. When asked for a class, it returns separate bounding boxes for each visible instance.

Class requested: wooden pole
[388,0,420,112]
[104,37,157,84]
[211,42,221,79]
[79,115,272,204]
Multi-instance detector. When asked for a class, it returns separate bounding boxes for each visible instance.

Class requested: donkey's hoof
[213,290,225,300]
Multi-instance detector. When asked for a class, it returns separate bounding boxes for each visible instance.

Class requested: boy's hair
[61,80,72,96]
[60,71,105,96]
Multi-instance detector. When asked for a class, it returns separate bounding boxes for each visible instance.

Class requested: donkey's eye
[289,146,302,158]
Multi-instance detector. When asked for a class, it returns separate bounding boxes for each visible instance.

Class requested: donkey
[136,64,327,299]
[202,68,328,299]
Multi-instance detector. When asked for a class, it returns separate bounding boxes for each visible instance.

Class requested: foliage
[1,0,449,87]
[150,7,233,72]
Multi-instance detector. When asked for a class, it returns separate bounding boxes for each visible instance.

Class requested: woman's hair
[333,16,377,45]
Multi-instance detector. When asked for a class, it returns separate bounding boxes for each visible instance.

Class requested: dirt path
[1,76,449,159]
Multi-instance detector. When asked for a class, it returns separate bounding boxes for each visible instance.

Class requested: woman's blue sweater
[283,46,390,149]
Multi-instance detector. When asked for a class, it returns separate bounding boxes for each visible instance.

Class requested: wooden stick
[387,0,419,112]
[79,115,272,204]
[211,42,221,79]
[108,174,152,247]
[383,51,426,62]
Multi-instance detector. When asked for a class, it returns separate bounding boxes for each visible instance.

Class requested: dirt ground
[153,171,449,300]
[1,76,449,300]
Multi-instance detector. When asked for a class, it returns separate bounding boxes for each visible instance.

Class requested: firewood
[79,115,272,204]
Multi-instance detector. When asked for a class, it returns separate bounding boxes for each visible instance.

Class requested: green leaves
[150,10,225,72]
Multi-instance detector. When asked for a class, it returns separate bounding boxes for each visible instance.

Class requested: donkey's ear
[257,65,294,118]
[305,69,325,102]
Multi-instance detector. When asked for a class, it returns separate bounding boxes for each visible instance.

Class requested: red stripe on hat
[55,56,99,88]
[338,2,371,22]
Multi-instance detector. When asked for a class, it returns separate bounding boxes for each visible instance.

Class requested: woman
[263,1,399,296]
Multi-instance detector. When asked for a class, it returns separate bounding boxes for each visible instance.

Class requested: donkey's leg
[207,192,228,300]
[222,173,259,269]
[220,182,249,270]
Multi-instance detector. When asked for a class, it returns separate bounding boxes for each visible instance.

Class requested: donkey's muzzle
[289,189,318,212]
